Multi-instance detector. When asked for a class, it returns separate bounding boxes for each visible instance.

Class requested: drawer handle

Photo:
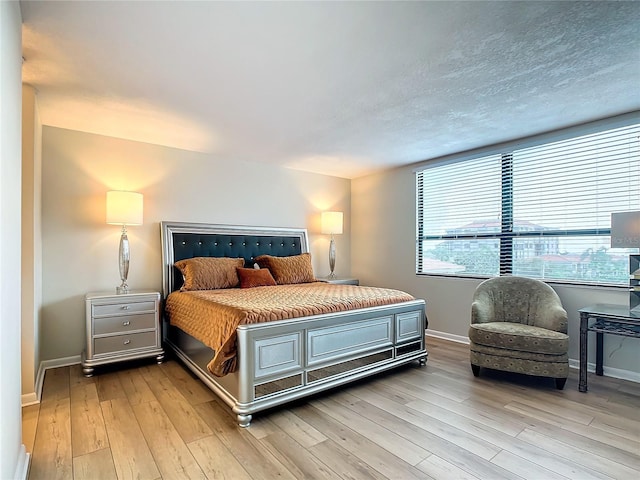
[123,339,131,345]
[122,321,130,326]
[121,305,130,310]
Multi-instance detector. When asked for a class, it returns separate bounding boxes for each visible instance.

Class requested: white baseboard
[21,392,38,407]
[427,328,639,384]
[568,359,640,384]
[13,445,30,480]
[426,329,469,344]
[21,339,639,411]
[22,355,81,407]
[39,354,81,370]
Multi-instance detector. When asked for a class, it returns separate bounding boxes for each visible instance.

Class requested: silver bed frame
[161,221,427,427]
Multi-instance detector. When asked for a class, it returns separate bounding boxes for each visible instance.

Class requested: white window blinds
[416,122,640,285]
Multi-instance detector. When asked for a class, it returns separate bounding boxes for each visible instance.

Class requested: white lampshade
[106,191,143,226]
[321,211,343,235]
[611,211,640,248]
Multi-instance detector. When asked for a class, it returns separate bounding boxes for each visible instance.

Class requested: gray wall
[39,126,351,361]
[31,111,640,390]
[351,164,640,379]
[22,84,42,400]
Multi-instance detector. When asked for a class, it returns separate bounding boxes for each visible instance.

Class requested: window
[416,121,640,285]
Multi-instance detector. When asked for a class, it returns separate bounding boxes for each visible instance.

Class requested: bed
[160,221,427,427]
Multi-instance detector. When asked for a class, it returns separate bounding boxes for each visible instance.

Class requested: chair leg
[555,377,567,390]
[471,364,480,377]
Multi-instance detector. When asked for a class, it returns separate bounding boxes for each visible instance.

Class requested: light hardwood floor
[23,337,640,480]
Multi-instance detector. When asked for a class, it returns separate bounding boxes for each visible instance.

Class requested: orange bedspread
[165,282,415,376]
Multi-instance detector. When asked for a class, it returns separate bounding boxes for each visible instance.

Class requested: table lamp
[611,211,640,312]
[106,191,143,294]
[321,211,343,278]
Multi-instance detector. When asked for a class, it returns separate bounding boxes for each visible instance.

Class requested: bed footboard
[164,300,427,427]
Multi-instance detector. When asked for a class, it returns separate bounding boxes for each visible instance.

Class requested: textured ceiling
[20,1,640,179]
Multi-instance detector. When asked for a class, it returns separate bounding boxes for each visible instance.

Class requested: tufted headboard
[160,221,309,298]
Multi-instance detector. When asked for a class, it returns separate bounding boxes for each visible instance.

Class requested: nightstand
[81,291,164,377]
[319,277,360,285]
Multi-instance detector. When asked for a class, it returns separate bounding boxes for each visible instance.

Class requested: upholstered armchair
[469,276,569,389]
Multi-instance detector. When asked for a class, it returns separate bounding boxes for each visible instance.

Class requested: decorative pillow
[236,267,277,288]
[254,253,316,285]
[174,257,244,291]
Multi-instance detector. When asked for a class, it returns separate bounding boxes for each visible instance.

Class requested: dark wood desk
[578,304,640,392]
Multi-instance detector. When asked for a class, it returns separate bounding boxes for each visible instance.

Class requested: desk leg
[579,312,588,392]
[596,331,604,376]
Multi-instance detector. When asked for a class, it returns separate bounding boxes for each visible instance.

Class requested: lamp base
[117,226,131,295]
[328,235,336,279]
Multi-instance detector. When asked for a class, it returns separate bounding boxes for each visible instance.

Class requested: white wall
[352,164,640,379]
[40,126,351,361]
[0,1,28,478]
[21,84,42,403]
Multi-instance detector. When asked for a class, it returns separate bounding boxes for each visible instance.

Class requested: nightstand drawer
[93,312,157,335]
[94,331,157,355]
[93,300,156,317]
